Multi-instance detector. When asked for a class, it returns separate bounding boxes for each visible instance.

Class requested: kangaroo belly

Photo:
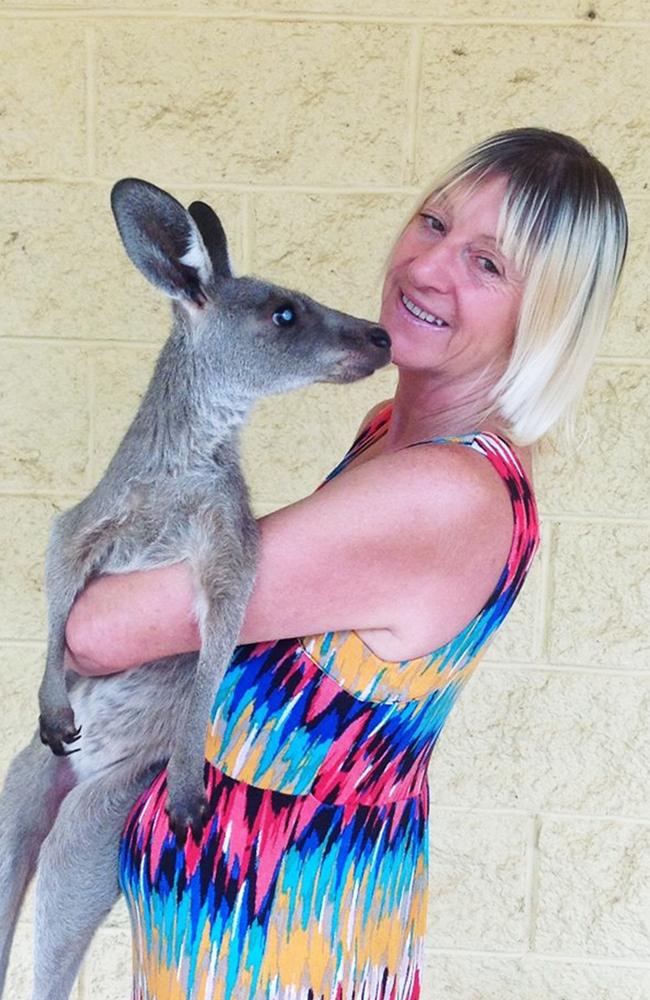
[67,654,196,783]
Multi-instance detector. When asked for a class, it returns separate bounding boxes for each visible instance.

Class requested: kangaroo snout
[368,326,391,352]
[334,322,392,380]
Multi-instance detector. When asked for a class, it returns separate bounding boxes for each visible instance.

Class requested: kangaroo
[0,178,391,1000]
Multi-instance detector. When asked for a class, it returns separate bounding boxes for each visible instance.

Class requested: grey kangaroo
[0,178,391,999]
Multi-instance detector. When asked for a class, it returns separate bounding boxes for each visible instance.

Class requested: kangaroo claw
[39,714,82,757]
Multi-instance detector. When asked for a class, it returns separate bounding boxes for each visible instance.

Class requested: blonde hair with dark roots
[404,127,629,447]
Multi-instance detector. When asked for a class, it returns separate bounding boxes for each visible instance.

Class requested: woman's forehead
[424,173,509,212]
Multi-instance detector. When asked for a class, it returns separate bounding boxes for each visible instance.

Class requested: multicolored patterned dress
[119,401,540,1000]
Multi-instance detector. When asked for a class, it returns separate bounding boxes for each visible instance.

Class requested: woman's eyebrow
[422,198,501,247]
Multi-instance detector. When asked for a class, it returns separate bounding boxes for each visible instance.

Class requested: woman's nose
[407,243,454,292]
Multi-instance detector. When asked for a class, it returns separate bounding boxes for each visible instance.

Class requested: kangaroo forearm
[65,563,201,675]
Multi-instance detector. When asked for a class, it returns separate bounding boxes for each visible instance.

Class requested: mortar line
[524,809,650,826]
[2,176,650,205]
[1,334,163,348]
[241,191,253,274]
[535,520,554,662]
[402,26,422,187]
[525,814,541,952]
[478,659,650,678]
[0,639,46,649]
[536,510,650,524]
[0,176,422,194]
[84,24,96,177]
[1,9,649,29]
[424,947,650,967]
[592,355,650,366]
[521,953,650,969]
[86,349,96,491]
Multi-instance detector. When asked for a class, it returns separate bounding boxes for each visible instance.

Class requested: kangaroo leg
[166,519,258,842]
[38,513,123,757]
[31,761,161,1000]
[0,734,75,996]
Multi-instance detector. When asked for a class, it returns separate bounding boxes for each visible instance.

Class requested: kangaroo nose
[369,327,391,350]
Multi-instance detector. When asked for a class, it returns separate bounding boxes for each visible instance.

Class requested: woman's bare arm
[65,440,511,676]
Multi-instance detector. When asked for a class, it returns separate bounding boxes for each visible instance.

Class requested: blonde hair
[401,128,629,447]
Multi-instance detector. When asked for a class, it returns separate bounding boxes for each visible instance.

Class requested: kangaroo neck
[120,323,254,476]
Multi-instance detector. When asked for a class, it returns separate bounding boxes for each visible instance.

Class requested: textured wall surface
[0,1,648,998]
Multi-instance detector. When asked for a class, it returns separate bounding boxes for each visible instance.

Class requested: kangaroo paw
[165,792,210,847]
[39,711,82,757]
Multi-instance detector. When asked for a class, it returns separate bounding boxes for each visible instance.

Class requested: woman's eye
[478,256,501,276]
[420,213,445,233]
[272,305,296,327]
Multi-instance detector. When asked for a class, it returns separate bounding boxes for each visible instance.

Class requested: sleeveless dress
[119,402,540,1000]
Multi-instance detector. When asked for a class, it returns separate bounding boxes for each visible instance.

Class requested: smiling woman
[382,129,628,448]
[64,127,628,1000]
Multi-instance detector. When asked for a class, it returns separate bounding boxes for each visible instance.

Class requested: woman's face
[380,173,524,379]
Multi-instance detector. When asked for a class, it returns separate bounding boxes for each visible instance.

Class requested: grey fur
[0,179,390,999]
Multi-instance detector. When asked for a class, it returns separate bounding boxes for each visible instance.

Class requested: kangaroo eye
[272,305,296,327]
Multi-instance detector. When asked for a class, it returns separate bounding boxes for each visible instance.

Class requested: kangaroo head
[110,179,391,401]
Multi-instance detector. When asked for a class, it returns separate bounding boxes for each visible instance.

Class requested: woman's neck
[383,368,508,448]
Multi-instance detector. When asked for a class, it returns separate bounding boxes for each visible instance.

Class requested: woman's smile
[399,289,450,328]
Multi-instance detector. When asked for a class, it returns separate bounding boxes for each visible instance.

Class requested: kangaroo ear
[110,178,213,308]
[188,201,233,279]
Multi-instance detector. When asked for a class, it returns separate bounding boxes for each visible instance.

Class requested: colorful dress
[119,402,540,1000]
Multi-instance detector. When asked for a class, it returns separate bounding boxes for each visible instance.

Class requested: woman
[67,128,628,999]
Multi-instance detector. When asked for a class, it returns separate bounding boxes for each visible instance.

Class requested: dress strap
[408,430,540,611]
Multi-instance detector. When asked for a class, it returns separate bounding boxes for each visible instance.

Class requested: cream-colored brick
[602,199,649,358]
[78,926,132,1000]
[427,809,528,951]
[95,21,411,187]
[89,343,159,481]
[15,0,646,18]
[535,817,650,957]
[415,26,649,196]
[218,0,648,16]
[0,341,89,493]
[548,521,649,667]
[430,666,650,818]
[421,953,650,1000]
[0,643,43,788]
[535,365,650,518]
[0,182,243,343]
[0,496,62,642]
[251,191,416,321]
[0,22,85,178]
[0,181,167,343]
[242,371,397,507]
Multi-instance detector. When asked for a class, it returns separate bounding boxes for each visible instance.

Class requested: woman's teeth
[401,293,448,327]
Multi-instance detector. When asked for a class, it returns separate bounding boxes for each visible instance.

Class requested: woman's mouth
[399,291,449,329]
